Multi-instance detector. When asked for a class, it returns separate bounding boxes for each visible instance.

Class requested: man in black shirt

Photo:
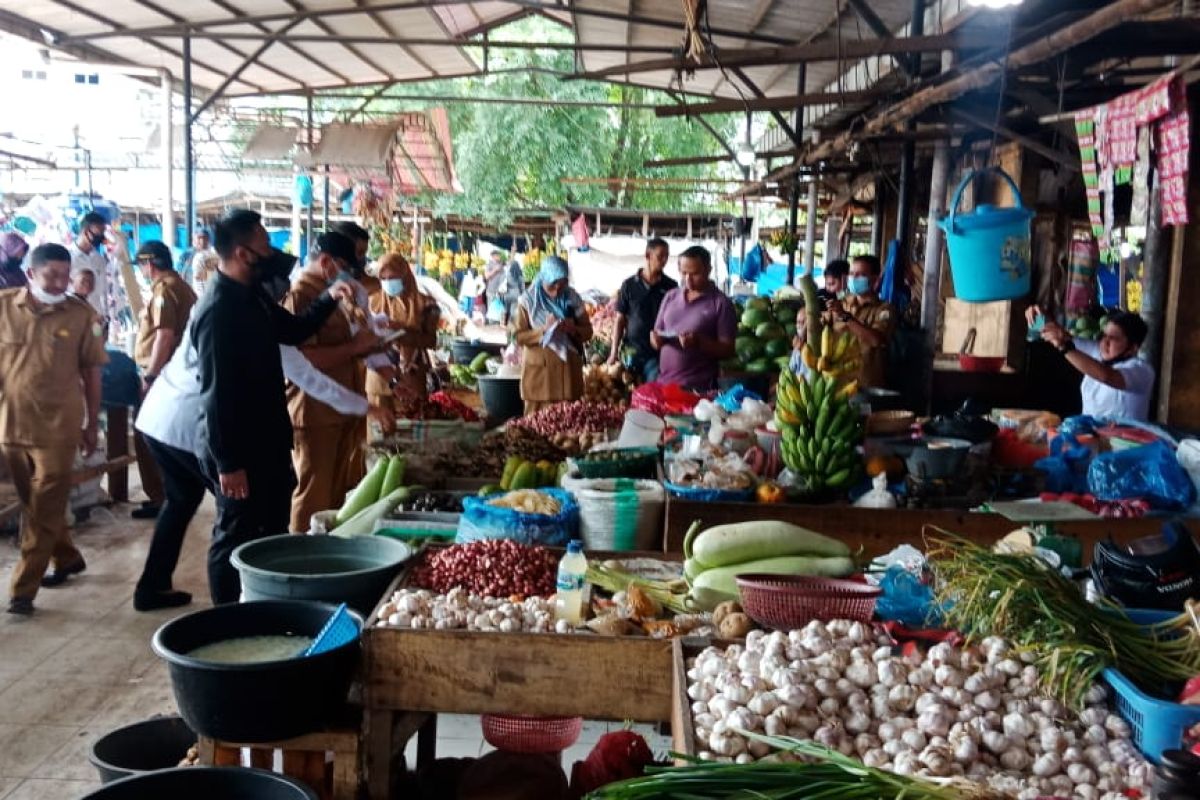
[191,209,355,602]
[608,238,678,383]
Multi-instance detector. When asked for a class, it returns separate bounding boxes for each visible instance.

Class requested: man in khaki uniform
[827,254,897,390]
[0,243,108,615]
[282,231,378,532]
[131,241,197,519]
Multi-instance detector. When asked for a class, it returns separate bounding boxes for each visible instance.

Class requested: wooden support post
[804,179,819,274]
[1141,170,1170,419]
[921,139,952,413]
[871,179,886,257]
[105,405,129,503]
[787,63,806,286]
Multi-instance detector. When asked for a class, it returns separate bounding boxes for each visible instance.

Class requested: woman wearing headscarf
[367,253,441,411]
[514,256,592,414]
[0,232,29,289]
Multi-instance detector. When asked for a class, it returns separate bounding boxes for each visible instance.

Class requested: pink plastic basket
[480,714,583,754]
[736,575,880,630]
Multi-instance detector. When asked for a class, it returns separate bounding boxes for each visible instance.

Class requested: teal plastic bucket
[938,167,1034,302]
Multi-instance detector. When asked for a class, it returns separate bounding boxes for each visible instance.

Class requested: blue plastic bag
[1034,415,1098,494]
[1087,440,1196,510]
[714,384,763,413]
[456,488,579,546]
[874,566,944,627]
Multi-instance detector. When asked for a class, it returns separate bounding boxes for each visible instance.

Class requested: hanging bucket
[939,167,1034,302]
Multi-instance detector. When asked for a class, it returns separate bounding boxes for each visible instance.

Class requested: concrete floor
[0,489,670,798]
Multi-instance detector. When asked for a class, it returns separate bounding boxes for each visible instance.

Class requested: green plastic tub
[231,535,412,615]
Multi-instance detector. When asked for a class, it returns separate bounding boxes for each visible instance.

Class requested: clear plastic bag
[1087,440,1197,511]
[456,488,579,546]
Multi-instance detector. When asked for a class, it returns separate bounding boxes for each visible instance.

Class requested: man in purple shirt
[651,245,737,391]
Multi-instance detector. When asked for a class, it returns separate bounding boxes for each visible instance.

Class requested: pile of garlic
[686,620,1152,800]
[375,587,571,634]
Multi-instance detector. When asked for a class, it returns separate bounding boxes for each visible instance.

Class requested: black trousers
[137,436,295,605]
[198,451,296,605]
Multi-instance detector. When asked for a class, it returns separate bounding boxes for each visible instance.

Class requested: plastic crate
[736,575,880,631]
[480,714,583,754]
[574,447,659,479]
[1103,667,1200,763]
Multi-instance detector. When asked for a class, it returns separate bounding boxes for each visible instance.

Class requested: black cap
[315,231,357,266]
[135,240,173,271]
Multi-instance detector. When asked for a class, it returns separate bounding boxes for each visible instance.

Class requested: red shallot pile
[409,540,559,597]
[508,400,626,453]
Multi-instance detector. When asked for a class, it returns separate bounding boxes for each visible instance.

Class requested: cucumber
[334,457,389,526]
[690,520,850,567]
[379,455,406,498]
[686,554,857,610]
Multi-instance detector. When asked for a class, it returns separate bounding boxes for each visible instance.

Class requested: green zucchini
[686,554,856,610]
[690,521,850,567]
[334,457,389,525]
[379,455,406,498]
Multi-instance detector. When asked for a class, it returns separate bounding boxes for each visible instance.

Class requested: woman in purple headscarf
[0,232,29,289]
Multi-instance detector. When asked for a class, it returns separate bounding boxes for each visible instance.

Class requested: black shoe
[40,560,87,588]
[131,504,161,520]
[133,589,192,612]
[7,597,33,615]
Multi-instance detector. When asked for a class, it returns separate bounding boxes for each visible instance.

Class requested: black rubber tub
[451,337,504,364]
[232,534,411,616]
[476,374,524,424]
[151,600,362,743]
[81,766,317,800]
[89,715,196,783]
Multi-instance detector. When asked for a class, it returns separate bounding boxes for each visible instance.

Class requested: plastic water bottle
[555,540,588,626]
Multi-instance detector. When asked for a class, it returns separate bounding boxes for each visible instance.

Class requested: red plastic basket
[480,714,583,754]
[735,575,881,630]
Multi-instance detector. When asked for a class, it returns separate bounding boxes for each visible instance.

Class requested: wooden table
[661,496,1189,562]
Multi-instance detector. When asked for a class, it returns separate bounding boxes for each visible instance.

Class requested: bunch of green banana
[776,371,862,489]
[799,328,862,385]
[449,364,477,389]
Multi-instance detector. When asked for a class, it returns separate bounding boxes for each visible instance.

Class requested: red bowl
[959,354,1006,373]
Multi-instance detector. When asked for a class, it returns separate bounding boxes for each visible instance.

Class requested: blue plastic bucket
[938,167,1034,302]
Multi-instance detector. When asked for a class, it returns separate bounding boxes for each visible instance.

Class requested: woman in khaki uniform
[513,257,592,415]
[366,253,440,411]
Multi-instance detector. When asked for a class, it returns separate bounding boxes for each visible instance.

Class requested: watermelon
[741,307,771,329]
[755,322,786,340]
[737,339,765,363]
[746,297,772,312]
[782,322,797,338]
[745,358,772,373]
[764,338,790,358]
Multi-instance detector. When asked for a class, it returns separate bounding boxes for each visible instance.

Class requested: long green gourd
[334,457,389,526]
[684,520,850,568]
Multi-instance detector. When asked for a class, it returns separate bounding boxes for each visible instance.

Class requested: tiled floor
[0,490,670,798]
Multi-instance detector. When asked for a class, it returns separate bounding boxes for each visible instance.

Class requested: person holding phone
[651,246,737,392]
[514,257,592,414]
[824,254,896,389]
[1025,306,1154,421]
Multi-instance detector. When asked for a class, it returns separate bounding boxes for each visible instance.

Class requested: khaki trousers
[289,421,364,533]
[2,443,84,601]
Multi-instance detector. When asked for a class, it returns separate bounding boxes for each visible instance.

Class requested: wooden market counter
[661,496,1196,562]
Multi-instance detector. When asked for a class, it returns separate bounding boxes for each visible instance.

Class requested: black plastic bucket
[476,375,524,423]
[151,600,361,743]
[89,716,196,783]
[81,766,317,800]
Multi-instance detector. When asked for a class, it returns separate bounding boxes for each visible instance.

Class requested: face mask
[28,282,67,305]
[382,278,407,297]
[848,276,871,296]
[88,232,106,248]
[250,247,296,281]
[4,257,22,272]
[356,257,368,275]
[334,270,354,286]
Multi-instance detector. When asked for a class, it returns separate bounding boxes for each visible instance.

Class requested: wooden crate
[199,724,361,800]
[364,546,683,722]
[661,496,1182,561]
[670,638,698,763]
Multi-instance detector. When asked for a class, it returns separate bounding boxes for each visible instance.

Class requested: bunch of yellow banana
[799,328,862,384]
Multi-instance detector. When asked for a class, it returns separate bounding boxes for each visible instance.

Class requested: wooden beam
[729,67,804,149]
[947,108,1081,171]
[766,0,1176,186]
[655,88,886,117]
[567,31,994,81]
[846,0,912,77]
[643,154,731,168]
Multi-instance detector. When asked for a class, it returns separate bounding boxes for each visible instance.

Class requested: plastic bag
[715,384,762,413]
[1034,416,1098,494]
[631,382,702,417]
[874,565,943,627]
[456,488,579,546]
[1087,440,1197,510]
[854,473,897,509]
[486,295,506,323]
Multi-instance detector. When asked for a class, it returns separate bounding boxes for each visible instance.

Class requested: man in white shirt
[68,212,112,323]
[1027,307,1155,422]
[131,268,392,611]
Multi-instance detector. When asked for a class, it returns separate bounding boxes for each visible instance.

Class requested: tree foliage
[318,16,738,226]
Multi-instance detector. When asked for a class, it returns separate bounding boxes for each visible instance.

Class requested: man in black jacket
[191,209,362,602]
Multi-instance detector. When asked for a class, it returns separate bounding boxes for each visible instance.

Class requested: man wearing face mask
[0,244,108,615]
[68,212,113,324]
[331,221,377,296]
[191,210,358,602]
[1025,306,1154,421]
[826,254,896,390]
[0,232,29,289]
[282,231,382,533]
